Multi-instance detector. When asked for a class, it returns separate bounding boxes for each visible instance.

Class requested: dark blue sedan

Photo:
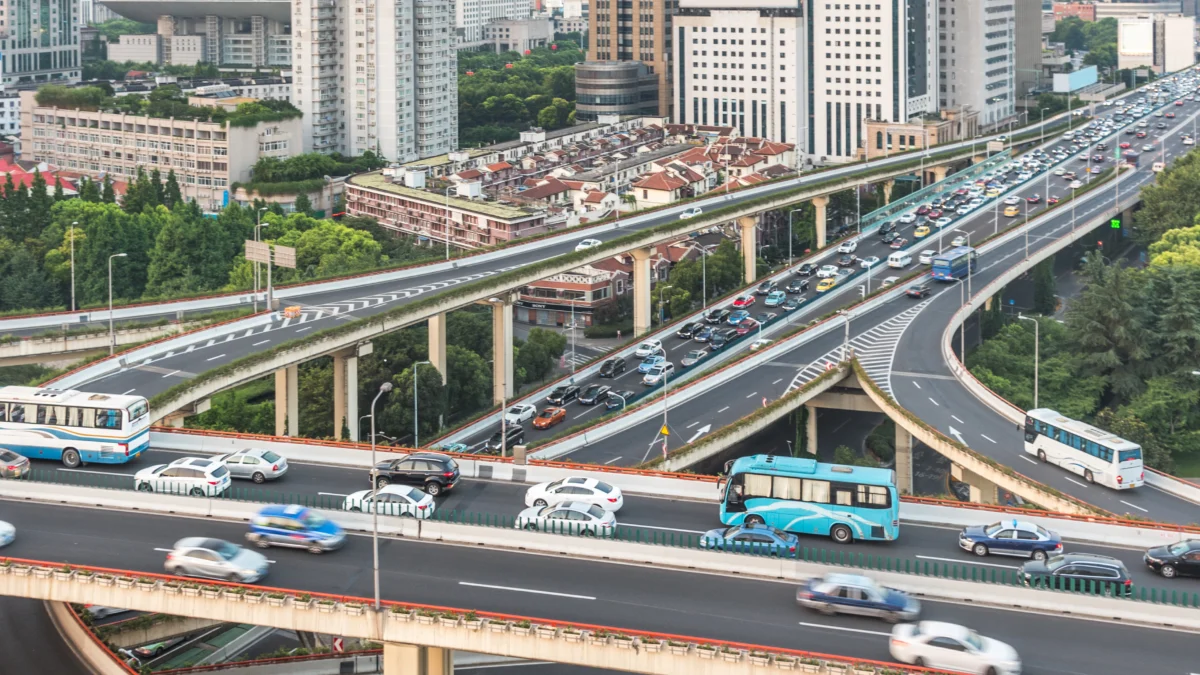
[795,573,920,622]
[958,519,1062,561]
[700,523,798,556]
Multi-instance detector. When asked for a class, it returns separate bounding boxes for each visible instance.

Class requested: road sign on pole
[332,637,344,653]
[273,244,298,269]
[244,240,270,264]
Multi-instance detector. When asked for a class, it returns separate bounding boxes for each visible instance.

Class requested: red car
[916,205,931,216]
[1026,194,1041,204]
[1047,196,1060,204]
[1136,131,1147,138]
[1176,100,1185,106]
[735,319,760,336]
[1119,142,1131,149]
[1166,112,1176,119]
[928,209,943,219]
[732,295,755,308]
[889,237,908,249]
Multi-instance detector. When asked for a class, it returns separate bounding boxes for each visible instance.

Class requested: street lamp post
[368,382,394,611]
[487,298,510,457]
[412,361,430,448]
[108,253,127,354]
[838,310,850,361]
[657,284,674,327]
[568,300,576,374]
[254,208,268,312]
[69,221,78,312]
[1017,314,1039,408]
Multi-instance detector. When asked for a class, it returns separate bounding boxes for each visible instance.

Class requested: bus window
[127,400,148,421]
[833,486,853,506]
[802,479,831,503]
[0,404,7,423]
[771,476,803,500]
[11,405,25,423]
[858,484,890,507]
[35,406,47,424]
[744,473,773,498]
[79,408,96,428]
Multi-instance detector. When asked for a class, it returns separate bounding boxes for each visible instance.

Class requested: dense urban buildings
[456,0,534,46]
[938,0,1017,128]
[0,0,82,86]
[587,0,674,117]
[1053,2,1099,21]
[1117,12,1197,73]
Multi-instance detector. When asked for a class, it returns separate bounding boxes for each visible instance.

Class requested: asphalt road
[1,500,1196,675]
[49,449,1196,591]
[0,597,91,675]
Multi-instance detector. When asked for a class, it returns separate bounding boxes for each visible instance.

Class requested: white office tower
[458,0,534,45]
[0,0,81,86]
[938,0,1017,129]
[293,0,458,162]
[809,0,937,163]
[673,0,807,146]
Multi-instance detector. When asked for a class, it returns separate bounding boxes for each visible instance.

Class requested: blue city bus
[0,386,150,467]
[931,246,978,281]
[719,454,899,543]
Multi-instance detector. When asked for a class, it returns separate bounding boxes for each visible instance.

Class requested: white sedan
[634,339,664,358]
[343,485,436,519]
[1003,196,1021,206]
[837,240,858,254]
[515,502,617,537]
[816,265,840,279]
[525,477,624,511]
[859,256,880,269]
[504,403,537,425]
[898,213,917,224]
[574,238,602,252]
[889,622,1020,675]
[0,520,12,547]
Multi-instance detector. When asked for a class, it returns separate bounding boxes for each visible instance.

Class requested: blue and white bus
[1024,409,1144,489]
[0,386,150,468]
[931,246,978,281]
[719,454,899,544]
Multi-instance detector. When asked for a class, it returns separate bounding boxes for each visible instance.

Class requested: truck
[931,246,978,282]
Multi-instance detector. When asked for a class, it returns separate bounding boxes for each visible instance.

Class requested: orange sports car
[532,407,566,430]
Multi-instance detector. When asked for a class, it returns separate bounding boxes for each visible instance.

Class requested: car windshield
[215,541,240,560]
[538,410,555,419]
[984,522,1004,536]
[508,406,524,415]
[1167,541,1194,555]
[595,481,614,493]
[211,465,229,478]
[586,504,606,519]
[261,450,281,463]
[303,512,328,529]
[639,343,654,351]
[1044,555,1069,570]
[1035,525,1052,539]
[963,631,984,651]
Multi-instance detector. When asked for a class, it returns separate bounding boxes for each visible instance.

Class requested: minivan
[887,252,912,269]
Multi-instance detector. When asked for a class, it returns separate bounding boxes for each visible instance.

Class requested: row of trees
[458,41,584,146]
[1052,17,1119,70]
[967,150,1200,473]
[36,85,300,127]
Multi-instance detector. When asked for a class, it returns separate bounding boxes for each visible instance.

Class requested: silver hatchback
[216,448,289,483]
[163,537,269,583]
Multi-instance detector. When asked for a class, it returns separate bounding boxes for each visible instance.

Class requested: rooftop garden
[34,84,302,128]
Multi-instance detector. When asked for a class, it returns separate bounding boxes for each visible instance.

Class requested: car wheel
[137,482,154,492]
[308,544,325,554]
[533,499,548,507]
[913,657,926,667]
[190,487,205,497]
[1161,564,1177,579]
[424,481,442,497]
[165,564,180,575]
[61,448,81,469]
[830,524,852,544]
[226,573,240,582]
[375,476,391,489]
[744,515,766,527]
[524,523,539,531]
[819,604,837,616]
[973,543,989,557]
[985,668,999,675]
[349,506,362,512]
[253,538,271,549]
[1084,469,1095,484]
[252,472,266,484]
[1037,450,1047,462]
[580,529,595,537]
[1032,549,1048,562]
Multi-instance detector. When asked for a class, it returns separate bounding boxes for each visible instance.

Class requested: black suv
[676,322,701,339]
[598,358,626,378]
[906,282,931,299]
[705,309,731,324]
[877,221,896,236]
[372,452,461,496]
[578,384,612,405]
[795,263,816,277]
[546,385,580,405]
[487,425,525,452]
[1021,553,1133,596]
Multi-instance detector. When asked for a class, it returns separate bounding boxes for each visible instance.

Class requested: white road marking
[318,492,348,498]
[773,378,783,385]
[623,523,706,534]
[161,370,180,378]
[603,457,623,465]
[122,389,136,395]
[929,397,939,406]
[571,409,597,420]
[1120,500,1148,513]
[60,469,133,477]
[253,340,270,346]
[912,381,921,389]
[153,548,174,553]
[296,327,312,333]
[206,354,225,362]
[1019,456,1038,465]
[980,434,997,444]
[686,422,699,429]
[1064,477,1088,488]
[458,582,595,601]
[916,555,1016,570]
[745,392,758,399]
[951,415,964,424]
[717,406,730,413]
[797,623,890,638]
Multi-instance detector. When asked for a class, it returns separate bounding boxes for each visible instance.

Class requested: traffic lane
[2,501,1194,675]
[0,598,92,675]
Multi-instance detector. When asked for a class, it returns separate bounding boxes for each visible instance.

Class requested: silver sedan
[215,448,288,483]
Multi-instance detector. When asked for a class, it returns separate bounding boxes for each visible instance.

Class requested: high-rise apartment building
[100,0,294,68]
[1117,13,1196,73]
[457,0,534,45]
[809,1,937,163]
[588,0,676,117]
[0,0,81,86]
[672,0,807,147]
[293,0,458,162]
[938,0,1018,129]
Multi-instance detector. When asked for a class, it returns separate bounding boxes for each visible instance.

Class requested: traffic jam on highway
[438,72,1200,457]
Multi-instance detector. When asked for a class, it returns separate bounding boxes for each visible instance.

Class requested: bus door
[723,473,747,513]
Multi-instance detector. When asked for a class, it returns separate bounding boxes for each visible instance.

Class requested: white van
[887,252,912,269]
[918,250,937,265]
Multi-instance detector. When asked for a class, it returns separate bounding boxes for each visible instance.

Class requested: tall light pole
[657,284,673,326]
[254,208,268,311]
[568,300,576,374]
[368,381,394,612]
[69,221,78,312]
[412,361,430,448]
[108,253,126,354]
[488,297,509,457]
[787,207,805,267]
[838,310,850,361]
[1017,314,1039,409]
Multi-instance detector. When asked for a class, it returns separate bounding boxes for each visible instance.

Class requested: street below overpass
[1,500,1196,675]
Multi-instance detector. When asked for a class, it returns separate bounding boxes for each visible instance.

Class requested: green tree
[101,177,115,204]
[293,192,313,216]
[1064,252,1150,400]
[381,364,448,446]
[163,169,183,209]
[445,345,492,418]
[0,246,52,311]
[515,339,552,385]
[1032,257,1057,315]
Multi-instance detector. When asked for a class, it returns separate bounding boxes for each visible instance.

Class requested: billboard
[1053,65,1098,93]
[1118,18,1155,70]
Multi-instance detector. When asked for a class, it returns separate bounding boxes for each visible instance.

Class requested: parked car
[343,484,436,519]
[546,385,581,405]
[681,349,707,367]
[247,504,345,553]
[598,358,626,378]
[135,457,231,497]
[1143,539,1200,579]
[525,477,624,511]
[889,622,1020,674]
[532,407,567,430]
[371,452,461,496]
[163,537,269,583]
[634,339,663,358]
[796,573,920,622]
[504,403,537,424]
[958,520,1062,561]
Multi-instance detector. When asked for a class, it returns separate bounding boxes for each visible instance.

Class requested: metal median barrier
[12,468,1200,611]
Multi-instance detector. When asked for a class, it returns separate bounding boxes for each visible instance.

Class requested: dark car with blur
[605,390,636,410]
[676,322,701,339]
[705,308,731,324]
[1144,539,1200,579]
[578,384,613,405]
[598,358,626,378]
[546,385,580,405]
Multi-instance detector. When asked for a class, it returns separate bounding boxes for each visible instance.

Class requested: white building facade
[1118,13,1197,74]
[672,0,807,148]
[457,0,534,46]
[809,0,938,163]
[938,0,1017,129]
[293,0,458,162]
[0,0,82,86]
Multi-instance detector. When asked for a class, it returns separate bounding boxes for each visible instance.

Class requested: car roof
[409,452,451,461]
[1060,552,1124,565]
[169,457,215,468]
[174,537,229,551]
[916,621,971,640]
[819,573,877,587]
[258,504,309,518]
[560,501,599,513]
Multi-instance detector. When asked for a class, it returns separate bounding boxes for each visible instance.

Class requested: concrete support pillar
[161,411,188,429]
[882,179,895,205]
[931,165,949,183]
[631,247,653,336]
[491,299,514,406]
[383,643,453,675]
[274,364,298,437]
[428,312,448,385]
[811,195,830,249]
[738,215,757,285]
[333,349,360,442]
[805,404,818,455]
[895,425,914,495]
[951,463,999,504]
[972,155,987,164]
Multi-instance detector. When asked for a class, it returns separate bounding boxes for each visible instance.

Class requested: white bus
[1023,409,1144,490]
[0,386,150,468]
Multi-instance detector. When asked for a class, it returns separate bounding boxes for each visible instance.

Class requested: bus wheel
[830,524,853,544]
[1037,450,1047,462]
[1084,470,1095,484]
[744,515,765,527]
[62,449,81,469]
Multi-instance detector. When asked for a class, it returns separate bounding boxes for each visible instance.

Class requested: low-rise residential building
[483,17,553,54]
[861,107,981,160]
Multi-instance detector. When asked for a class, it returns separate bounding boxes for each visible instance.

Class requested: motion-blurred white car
[889,622,1020,675]
[343,485,436,519]
[0,520,12,547]
[515,502,617,537]
[525,477,624,511]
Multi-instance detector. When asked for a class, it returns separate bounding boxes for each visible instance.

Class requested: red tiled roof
[457,169,484,180]
[632,172,688,191]
[486,162,513,172]
[730,155,765,168]
[583,191,610,203]
[518,177,571,200]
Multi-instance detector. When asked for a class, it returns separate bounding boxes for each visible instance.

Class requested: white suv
[134,457,232,497]
[837,240,858,254]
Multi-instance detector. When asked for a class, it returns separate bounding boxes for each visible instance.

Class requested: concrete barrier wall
[104,615,224,649]
[45,601,137,675]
